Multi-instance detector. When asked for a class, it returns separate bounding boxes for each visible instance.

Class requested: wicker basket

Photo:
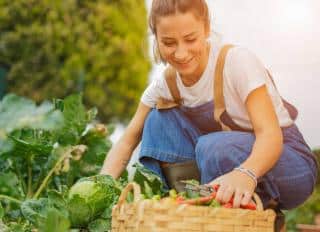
[112,183,276,232]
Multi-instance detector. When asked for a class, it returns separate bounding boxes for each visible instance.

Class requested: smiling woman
[101,0,318,212]
[155,12,210,86]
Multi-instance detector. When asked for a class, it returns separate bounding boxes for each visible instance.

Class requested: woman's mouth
[175,57,194,68]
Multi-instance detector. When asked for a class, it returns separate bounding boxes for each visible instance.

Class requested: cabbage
[67,175,120,227]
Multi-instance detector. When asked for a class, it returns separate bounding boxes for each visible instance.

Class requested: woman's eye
[163,42,175,47]
[186,38,196,43]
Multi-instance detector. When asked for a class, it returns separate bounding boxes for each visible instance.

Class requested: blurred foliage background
[0,0,151,122]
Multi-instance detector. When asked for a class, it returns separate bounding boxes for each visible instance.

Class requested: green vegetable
[209,199,221,208]
[133,163,167,197]
[152,195,161,201]
[169,189,177,199]
[67,175,120,227]
[143,181,154,199]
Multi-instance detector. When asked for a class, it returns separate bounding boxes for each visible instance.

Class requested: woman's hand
[208,170,256,208]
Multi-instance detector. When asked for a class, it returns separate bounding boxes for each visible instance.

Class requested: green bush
[0,0,151,121]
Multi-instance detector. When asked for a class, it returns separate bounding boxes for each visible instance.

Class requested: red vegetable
[223,202,233,208]
[176,196,185,204]
[177,195,215,205]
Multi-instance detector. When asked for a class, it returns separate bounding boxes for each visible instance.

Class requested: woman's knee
[195,132,255,183]
[144,108,182,131]
[195,132,254,163]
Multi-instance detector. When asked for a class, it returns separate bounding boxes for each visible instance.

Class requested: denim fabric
[139,101,318,210]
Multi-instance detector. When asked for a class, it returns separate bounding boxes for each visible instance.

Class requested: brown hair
[149,0,210,35]
[149,0,210,63]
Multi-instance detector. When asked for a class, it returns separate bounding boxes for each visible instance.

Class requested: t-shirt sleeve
[224,47,268,103]
[140,75,171,108]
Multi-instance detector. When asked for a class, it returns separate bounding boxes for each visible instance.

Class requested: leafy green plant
[0,93,113,230]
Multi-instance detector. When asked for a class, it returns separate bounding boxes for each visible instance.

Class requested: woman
[100,0,317,209]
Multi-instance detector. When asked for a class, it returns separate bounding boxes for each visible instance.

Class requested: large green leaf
[54,94,89,145]
[6,129,54,158]
[0,94,63,158]
[133,163,166,196]
[38,208,70,232]
[0,172,24,199]
[21,197,70,232]
[20,199,49,225]
[0,94,63,134]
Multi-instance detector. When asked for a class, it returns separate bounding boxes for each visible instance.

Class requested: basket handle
[117,182,141,206]
[252,193,264,211]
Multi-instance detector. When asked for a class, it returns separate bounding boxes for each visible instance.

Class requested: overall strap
[213,44,234,131]
[164,66,182,104]
[266,70,298,121]
[213,45,298,132]
[156,66,181,109]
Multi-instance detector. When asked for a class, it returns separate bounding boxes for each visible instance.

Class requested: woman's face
[156,12,209,78]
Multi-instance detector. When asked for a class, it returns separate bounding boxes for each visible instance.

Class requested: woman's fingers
[221,186,234,203]
[216,185,234,204]
[215,184,226,202]
[217,187,253,208]
[208,171,256,207]
[241,191,252,206]
[232,189,243,208]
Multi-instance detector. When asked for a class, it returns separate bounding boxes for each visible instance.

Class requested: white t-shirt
[141,42,293,129]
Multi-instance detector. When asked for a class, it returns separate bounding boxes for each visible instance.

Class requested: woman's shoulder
[222,45,269,103]
[141,69,172,97]
[225,45,261,66]
[223,45,267,79]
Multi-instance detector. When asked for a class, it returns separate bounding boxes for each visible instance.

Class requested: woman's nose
[174,45,188,61]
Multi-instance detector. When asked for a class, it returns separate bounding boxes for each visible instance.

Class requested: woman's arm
[100,102,151,179]
[211,85,283,207]
[241,84,283,178]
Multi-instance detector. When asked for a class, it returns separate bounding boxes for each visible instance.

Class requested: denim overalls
[138,45,318,210]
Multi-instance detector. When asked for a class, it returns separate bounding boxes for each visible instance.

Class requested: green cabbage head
[67,175,121,227]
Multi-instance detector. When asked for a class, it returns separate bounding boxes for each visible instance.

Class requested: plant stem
[27,156,33,198]
[33,149,69,199]
[0,195,22,204]
[13,162,27,197]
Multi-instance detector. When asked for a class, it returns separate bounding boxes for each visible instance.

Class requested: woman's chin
[176,66,196,77]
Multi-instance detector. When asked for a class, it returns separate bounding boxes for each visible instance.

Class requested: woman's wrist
[234,166,258,187]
